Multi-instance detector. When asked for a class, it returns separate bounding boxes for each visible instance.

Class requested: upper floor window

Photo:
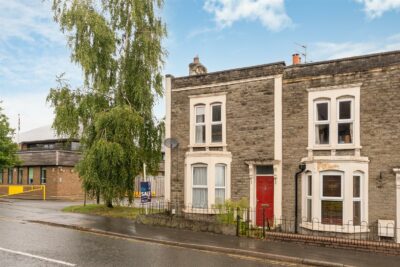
[195,105,206,144]
[190,94,226,148]
[337,99,353,144]
[315,101,330,145]
[211,104,222,143]
[308,85,360,150]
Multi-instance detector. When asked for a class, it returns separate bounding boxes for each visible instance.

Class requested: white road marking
[0,247,76,266]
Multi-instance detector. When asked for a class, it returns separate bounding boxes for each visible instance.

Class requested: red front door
[256,176,274,227]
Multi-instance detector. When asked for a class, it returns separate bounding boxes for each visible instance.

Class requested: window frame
[215,163,226,205]
[28,167,34,185]
[314,100,331,146]
[189,93,226,149]
[306,174,313,222]
[210,102,223,143]
[194,105,206,144]
[320,171,344,225]
[40,167,47,185]
[337,98,354,145]
[352,172,363,226]
[191,164,208,208]
[307,85,361,151]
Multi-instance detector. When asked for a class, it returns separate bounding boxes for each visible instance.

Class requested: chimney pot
[292,53,301,65]
[189,55,207,75]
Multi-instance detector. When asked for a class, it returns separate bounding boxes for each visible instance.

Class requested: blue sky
[1,0,400,131]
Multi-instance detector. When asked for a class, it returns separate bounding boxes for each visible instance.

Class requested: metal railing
[137,201,400,245]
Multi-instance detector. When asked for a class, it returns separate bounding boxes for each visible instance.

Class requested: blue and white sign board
[140,181,151,203]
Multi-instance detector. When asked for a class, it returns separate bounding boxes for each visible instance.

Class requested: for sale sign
[140,181,151,203]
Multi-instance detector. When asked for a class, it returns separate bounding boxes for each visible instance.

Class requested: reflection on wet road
[0,201,297,267]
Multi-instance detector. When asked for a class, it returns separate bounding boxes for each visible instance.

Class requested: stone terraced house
[164,51,400,242]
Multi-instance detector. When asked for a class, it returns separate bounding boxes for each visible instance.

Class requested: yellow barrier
[0,185,46,200]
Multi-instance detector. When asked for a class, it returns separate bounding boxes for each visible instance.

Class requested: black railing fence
[138,201,400,244]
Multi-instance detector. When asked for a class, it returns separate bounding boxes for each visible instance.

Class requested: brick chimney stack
[292,53,301,65]
[189,56,207,75]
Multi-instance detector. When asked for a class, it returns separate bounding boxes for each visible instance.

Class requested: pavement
[1,199,399,267]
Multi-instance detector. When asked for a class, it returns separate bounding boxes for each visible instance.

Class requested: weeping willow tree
[47,0,166,207]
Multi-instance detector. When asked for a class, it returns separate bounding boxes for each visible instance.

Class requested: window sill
[189,143,227,148]
[307,145,362,151]
[300,222,369,233]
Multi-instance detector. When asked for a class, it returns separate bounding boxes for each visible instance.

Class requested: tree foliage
[0,103,19,170]
[47,0,166,207]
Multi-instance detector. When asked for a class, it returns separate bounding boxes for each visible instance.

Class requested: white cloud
[204,0,292,31]
[310,33,400,61]
[0,0,63,44]
[355,0,400,18]
[0,0,82,132]
[1,91,54,134]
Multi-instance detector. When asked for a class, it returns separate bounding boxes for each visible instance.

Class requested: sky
[1,0,400,132]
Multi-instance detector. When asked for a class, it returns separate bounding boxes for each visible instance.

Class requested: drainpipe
[295,163,306,233]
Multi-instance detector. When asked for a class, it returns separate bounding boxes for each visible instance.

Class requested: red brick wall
[0,166,83,200]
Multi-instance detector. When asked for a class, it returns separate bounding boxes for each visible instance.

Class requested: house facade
[165,51,400,240]
[0,126,83,200]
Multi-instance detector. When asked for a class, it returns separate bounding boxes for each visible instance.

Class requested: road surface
[0,200,298,267]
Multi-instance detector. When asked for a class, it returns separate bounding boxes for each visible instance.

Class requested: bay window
[302,166,368,232]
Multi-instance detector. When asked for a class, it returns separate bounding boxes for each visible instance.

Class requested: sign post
[140,181,151,214]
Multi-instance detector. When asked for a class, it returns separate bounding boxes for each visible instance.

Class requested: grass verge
[62,204,141,220]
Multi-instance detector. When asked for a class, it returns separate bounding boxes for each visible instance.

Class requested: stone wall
[170,63,284,206]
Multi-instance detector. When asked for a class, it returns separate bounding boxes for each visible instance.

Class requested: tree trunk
[96,190,100,204]
[106,199,113,208]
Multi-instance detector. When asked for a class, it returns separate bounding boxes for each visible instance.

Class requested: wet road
[0,201,295,267]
